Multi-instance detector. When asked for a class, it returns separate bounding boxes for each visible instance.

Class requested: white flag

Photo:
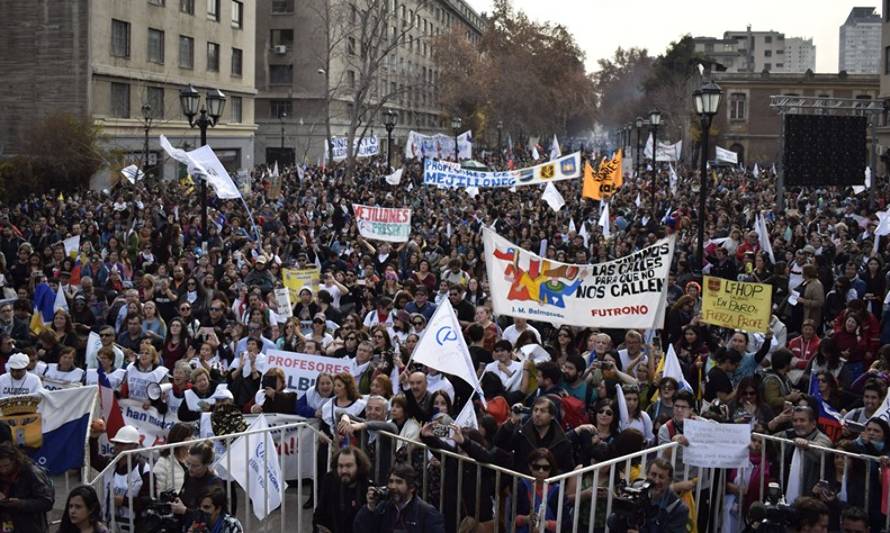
[771,164,777,175]
[568,218,576,234]
[549,134,561,161]
[62,236,80,259]
[159,135,242,199]
[215,415,283,520]
[54,284,68,313]
[873,210,890,255]
[271,161,279,178]
[615,383,630,429]
[635,193,641,208]
[785,448,805,504]
[578,223,589,247]
[752,163,760,178]
[409,299,485,427]
[384,167,403,185]
[296,165,305,181]
[541,182,565,212]
[598,202,610,238]
[531,145,540,160]
[755,214,776,263]
[854,167,872,195]
[662,344,693,392]
[120,164,145,184]
[668,163,679,194]
[465,186,479,198]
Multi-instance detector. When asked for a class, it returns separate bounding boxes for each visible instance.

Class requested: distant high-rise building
[693,26,815,74]
[839,7,881,73]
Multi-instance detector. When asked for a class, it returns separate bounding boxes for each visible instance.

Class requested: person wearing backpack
[495,396,576,475]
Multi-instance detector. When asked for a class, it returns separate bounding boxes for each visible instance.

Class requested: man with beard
[354,462,444,533]
[314,446,371,533]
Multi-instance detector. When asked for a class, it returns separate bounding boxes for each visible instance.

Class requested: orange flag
[582,160,599,200]
[612,149,624,188]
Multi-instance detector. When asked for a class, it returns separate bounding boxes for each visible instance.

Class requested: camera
[261,373,278,389]
[430,423,452,438]
[370,485,390,502]
[610,479,654,529]
[141,490,180,533]
[511,403,531,416]
[747,482,797,533]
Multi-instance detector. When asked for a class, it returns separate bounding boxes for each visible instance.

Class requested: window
[269,64,293,84]
[147,28,165,64]
[348,36,356,55]
[271,29,293,47]
[885,46,890,74]
[146,87,165,119]
[207,0,219,21]
[764,36,772,43]
[347,70,356,88]
[776,63,784,69]
[231,47,243,76]
[270,100,292,118]
[180,0,194,14]
[231,1,243,28]
[149,0,165,5]
[764,50,771,57]
[729,93,746,120]
[764,63,771,70]
[231,96,242,123]
[207,42,220,71]
[271,0,293,13]
[111,83,130,118]
[179,35,194,68]
[111,19,130,58]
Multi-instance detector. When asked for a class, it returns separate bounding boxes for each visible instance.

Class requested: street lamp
[141,103,153,175]
[693,80,722,273]
[383,110,397,169]
[179,84,226,247]
[279,111,287,165]
[625,125,632,153]
[648,109,662,209]
[634,116,644,183]
[451,116,462,161]
[496,120,503,152]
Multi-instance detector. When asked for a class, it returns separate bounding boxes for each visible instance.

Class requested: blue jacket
[352,495,445,533]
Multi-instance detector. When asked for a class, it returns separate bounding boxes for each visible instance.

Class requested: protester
[313,446,371,533]
[57,485,107,533]
[353,463,445,533]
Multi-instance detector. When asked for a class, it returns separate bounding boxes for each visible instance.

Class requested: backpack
[545,384,594,431]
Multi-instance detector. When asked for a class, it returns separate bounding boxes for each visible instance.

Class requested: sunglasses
[313,319,325,324]
[413,321,423,326]
[180,306,191,311]
[530,463,552,472]
[210,307,223,311]
[346,336,357,341]
[598,409,614,416]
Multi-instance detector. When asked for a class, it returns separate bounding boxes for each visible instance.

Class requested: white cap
[8,353,29,370]
[212,386,234,402]
[110,425,141,445]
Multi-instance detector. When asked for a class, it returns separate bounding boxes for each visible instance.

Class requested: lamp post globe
[693,81,722,274]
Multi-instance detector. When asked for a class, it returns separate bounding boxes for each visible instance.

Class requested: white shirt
[482,360,523,392]
[124,364,169,402]
[85,368,126,390]
[322,282,342,308]
[502,324,541,347]
[41,364,84,391]
[0,372,43,398]
[228,353,269,378]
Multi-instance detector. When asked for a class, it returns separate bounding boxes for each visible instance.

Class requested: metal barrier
[84,421,324,533]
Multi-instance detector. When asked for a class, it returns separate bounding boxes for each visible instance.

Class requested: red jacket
[788,335,821,369]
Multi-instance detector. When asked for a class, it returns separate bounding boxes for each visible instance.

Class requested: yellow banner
[700,276,772,333]
[281,268,320,303]
[582,150,622,200]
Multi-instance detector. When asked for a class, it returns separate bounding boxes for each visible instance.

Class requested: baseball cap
[8,353,29,370]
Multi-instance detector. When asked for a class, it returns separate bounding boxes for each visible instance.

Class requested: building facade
[0,0,257,180]
[254,0,483,166]
[839,7,881,74]
[710,71,879,164]
[693,27,815,74]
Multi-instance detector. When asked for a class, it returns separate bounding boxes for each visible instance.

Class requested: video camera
[610,479,655,529]
[746,482,797,533]
[141,490,180,533]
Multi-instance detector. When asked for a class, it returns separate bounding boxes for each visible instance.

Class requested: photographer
[497,396,575,475]
[249,367,296,414]
[789,496,829,532]
[170,442,226,528]
[188,486,242,533]
[606,459,688,533]
[313,446,370,533]
[353,463,444,533]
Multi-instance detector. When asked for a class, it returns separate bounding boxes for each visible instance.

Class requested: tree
[592,47,653,129]
[0,113,104,200]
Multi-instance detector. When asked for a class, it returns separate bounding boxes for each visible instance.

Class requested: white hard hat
[7,353,29,370]
[110,425,141,445]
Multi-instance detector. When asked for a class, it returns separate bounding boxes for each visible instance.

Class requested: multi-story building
[840,7,881,74]
[254,0,483,166]
[693,27,815,74]
[0,0,257,179]
[710,71,879,164]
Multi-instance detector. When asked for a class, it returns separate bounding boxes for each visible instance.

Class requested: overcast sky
[463,0,881,73]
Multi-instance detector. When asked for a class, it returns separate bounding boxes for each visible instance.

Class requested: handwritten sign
[683,419,751,469]
[352,204,412,243]
[700,276,772,333]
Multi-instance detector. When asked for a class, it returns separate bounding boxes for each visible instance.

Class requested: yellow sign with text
[700,276,772,333]
[281,268,320,303]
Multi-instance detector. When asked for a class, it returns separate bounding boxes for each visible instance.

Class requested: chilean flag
[97,367,125,441]
[809,374,843,442]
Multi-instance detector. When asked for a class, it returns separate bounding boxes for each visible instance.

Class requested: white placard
[274,288,293,318]
[683,419,751,468]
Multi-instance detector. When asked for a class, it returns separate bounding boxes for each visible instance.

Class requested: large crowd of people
[0,143,886,532]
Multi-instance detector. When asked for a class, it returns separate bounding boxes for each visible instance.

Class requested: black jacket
[0,461,54,533]
[498,417,575,475]
[352,495,445,533]
[607,488,689,533]
[313,470,369,533]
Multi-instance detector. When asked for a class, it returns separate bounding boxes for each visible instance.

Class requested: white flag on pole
[785,448,805,504]
[663,345,693,392]
[549,134,561,161]
[465,186,479,198]
[578,223,589,247]
[54,285,68,313]
[541,182,565,212]
[853,167,872,195]
[568,218,576,234]
[384,167,404,186]
[873,210,890,255]
[752,163,760,178]
[615,383,630,429]
[531,145,540,161]
[215,414,283,520]
[159,135,242,199]
[409,299,486,428]
[668,163,679,194]
[598,202,611,238]
[120,165,145,184]
[635,193,641,208]
[62,236,80,259]
[755,214,776,263]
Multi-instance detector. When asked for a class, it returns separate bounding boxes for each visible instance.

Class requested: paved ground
[49,473,316,532]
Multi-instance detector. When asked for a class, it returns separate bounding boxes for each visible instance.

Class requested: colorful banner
[405,130,473,160]
[700,276,772,333]
[352,204,411,242]
[424,152,581,190]
[118,398,177,447]
[281,268,320,304]
[324,135,380,162]
[265,349,353,393]
[483,227,675,329]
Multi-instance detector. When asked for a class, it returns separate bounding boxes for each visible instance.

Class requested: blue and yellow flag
[29,283,55,334]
